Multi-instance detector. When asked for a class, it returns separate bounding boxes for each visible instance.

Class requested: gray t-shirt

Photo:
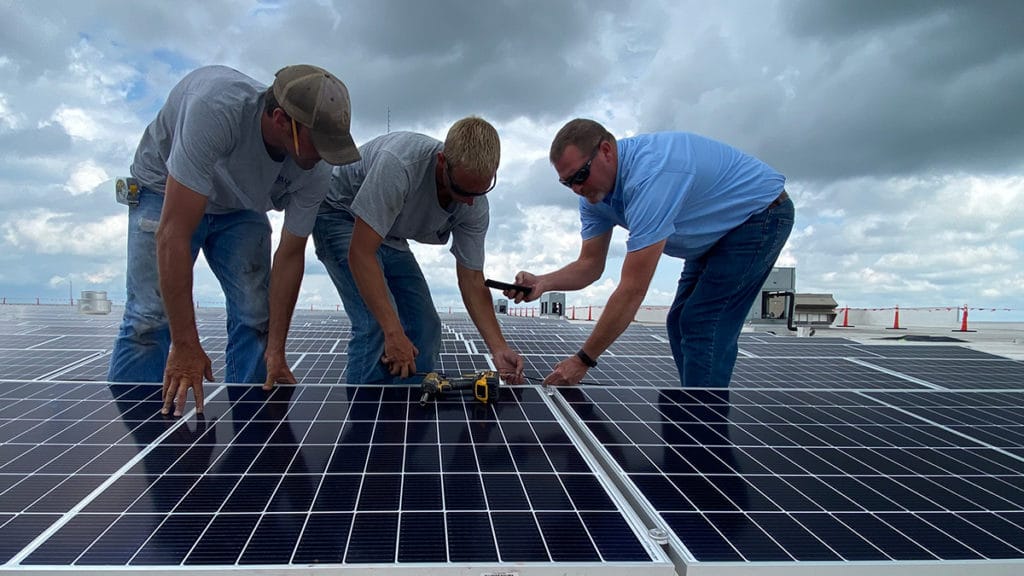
[322,131,489,270]
[130,65,329,237]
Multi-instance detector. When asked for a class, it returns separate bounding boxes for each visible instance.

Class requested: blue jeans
[313,208,441,384]
[107,188,271,384]
[666,194,794,387]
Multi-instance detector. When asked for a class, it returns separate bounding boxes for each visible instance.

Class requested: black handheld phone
[484,279,533,295]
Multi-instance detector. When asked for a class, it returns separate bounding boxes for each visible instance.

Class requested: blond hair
[444,116,500,177]
[549,118,616,164]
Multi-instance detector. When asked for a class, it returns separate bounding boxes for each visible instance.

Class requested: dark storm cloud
[636,1,1024,183]
[313,0,661,133]
[777,0,1024,180]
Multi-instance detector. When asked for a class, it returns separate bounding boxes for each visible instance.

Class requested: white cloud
[0,93,20,131]
[2,209,125,255]
[64,160,109,195]
[49,106,102,141]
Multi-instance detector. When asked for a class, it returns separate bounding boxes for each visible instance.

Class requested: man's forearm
[581,283,647,358]
[349,251,403,336]
[540,258,603,292]
[461,278,508,352]
[157,232,199,347]
[266,253,303,357]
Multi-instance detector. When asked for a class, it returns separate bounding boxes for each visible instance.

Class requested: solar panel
[860,359,1024,390]
[439,339,470,354]
[3,304,1023,574]
[520,355,680,386]
[1,381,671,571]
[740,343,867,357]
[437,353,491,375]
[0,335,60,349]
[554,386,1024,567]
[0,349,104,380]
[850,345,1005,360]
[288,353,346,384]
[730,357,929,389]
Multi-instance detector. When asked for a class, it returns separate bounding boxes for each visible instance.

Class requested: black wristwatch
[575,349,598,368]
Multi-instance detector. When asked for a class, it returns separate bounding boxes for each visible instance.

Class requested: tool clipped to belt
[419,370,501,407]
[115,177,140,207]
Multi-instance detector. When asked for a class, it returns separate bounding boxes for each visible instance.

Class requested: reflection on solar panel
[1,381,668,571]
[521,355,680,386]
[556,386,1024,568]
[860,359,1024,390]
[730,357,928,389]
[2,304,1023,574]
[0,349,103,380]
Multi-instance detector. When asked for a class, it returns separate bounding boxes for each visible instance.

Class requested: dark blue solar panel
[557,385,1024,564]
[8,307,1023,572]
[5,381,654,568]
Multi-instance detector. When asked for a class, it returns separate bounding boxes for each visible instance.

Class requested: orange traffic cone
[837,306,855,328]
[952,304,976,333]
[886,305,906,330]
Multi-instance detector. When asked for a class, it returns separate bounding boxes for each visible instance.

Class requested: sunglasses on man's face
[559,144,601,188]
[447,161,496,198]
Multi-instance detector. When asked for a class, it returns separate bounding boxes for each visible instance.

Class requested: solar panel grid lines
[4,306,1024,574]
[290,353,348,385]
[437,353,492,376]
[0,334,63,349]
[519,355,680,387]
[553,385,1024,568]
[847,345,1007,360]
[0,349,105,381]
[856,358,1024,390]
[730,357,931,390]
[739,343,870,358]
[6,382,670,571]
[2,382,228,566]
[440,339,471,354]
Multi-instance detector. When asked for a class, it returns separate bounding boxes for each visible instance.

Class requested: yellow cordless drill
[419,371,501,406]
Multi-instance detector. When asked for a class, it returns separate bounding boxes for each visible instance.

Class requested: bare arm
[543,239,666,385]
[348,216,418,378]
[157,175,213,415]
[457,263,524,383]
[263,228,308,389]
[511,230,613,303]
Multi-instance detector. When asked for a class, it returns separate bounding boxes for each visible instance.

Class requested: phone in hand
[484,279,533,295]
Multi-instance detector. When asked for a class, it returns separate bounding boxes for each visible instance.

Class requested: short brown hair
[550,118,616,164]
[444,116,500,178]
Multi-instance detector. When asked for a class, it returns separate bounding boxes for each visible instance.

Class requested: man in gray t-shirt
[313,117,524,384]
[108,64,359,416]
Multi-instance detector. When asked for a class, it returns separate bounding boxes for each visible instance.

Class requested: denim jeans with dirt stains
[107,187,272,384]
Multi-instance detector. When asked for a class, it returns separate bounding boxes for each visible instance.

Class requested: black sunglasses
[559,144,601,188]
[447,161,497,198]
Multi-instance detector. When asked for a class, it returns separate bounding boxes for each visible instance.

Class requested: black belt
[767,190,789,210]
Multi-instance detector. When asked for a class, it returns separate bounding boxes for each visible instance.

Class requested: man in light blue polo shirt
[510,118,794,388]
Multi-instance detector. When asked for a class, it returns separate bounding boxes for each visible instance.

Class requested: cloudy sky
[1,0,1022,320]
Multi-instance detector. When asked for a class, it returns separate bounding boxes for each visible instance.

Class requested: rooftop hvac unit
[78,290,112,315]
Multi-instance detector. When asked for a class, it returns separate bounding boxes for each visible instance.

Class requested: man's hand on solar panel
[381,332,419,378]
[492,346,525,384]
[543,354,590,386]
[263,351,297,391]
[162,341,214,416]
